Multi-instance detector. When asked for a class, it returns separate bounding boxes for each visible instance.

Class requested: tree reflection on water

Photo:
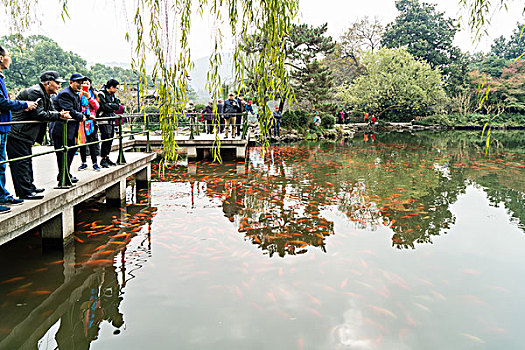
[152,131,525,255]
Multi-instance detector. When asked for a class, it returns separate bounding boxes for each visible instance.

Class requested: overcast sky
[1,0,523,65]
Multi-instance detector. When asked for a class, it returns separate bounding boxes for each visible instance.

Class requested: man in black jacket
[97,79,120,168]
[50,73,85,185]
[7,71,71,199]
[223,92,240,138]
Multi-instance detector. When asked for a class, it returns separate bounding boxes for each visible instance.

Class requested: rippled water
[1,130,524,349]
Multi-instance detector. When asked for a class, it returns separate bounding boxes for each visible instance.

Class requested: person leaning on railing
[0,45,37,213]
[78,78,101,172]
[97,79,120,168]
[7,71,71,200]
[50,73,86,186]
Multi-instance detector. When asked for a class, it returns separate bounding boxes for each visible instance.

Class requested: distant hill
[96,53,234,103]
[189,53,234,101]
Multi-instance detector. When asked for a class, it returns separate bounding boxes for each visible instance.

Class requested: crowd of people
[337,110,377,126]
[191,92,253,139]
[194,94,287,139]
[0,45,122,213]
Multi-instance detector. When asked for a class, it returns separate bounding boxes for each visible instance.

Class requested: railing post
[189,114,195,140]
[118,116,127,164]
[56,120,73,188]
[241,112,248,140]
[194,113,200,136]
[145,113,151,152]
[129,114,135,140]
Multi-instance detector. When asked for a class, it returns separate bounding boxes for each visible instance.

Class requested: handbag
[76,121,87,145]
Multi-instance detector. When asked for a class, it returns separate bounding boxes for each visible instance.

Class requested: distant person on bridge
[235,93,246,137]
[271,106,281,138]
[97,79,121,168]
[202,101,213,134]
[0,45,37,212]
[7,71,71,200]
[223,92,240,139]
[50,73,86,186]
[217,99,224,133]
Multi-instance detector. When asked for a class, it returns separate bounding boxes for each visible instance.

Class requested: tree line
[1,34,139,90]
[242,0,525,124]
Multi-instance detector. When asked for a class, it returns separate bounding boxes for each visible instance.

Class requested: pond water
[1,130,524,349]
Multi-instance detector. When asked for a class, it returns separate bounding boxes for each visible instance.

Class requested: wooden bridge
[118,133,249,160]
[0,147,155,247]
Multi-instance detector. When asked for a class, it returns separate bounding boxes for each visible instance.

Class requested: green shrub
[282,110,310,129]
[320,113,335,128]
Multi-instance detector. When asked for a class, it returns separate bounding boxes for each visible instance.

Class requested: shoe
[21,193,44,200]
[33,188,45,193]
[100,159,110,168]
[0,205,11,213]
[107,159,117,166]
[78,163,88,171]
[93,164,101,171]
[0,197,24,206]
[71,176,79,183]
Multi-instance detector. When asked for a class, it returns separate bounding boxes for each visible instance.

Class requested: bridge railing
[125,112,250,140]
[0,115,148,188]
[0,111,252,188]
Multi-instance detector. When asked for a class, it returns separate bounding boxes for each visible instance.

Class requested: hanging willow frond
[1,0,299,162]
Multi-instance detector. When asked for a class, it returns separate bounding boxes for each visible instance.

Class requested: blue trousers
[273,119,281,137]
[0,133,13,201]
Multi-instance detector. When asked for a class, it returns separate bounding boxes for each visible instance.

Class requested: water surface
[1,130,524,349]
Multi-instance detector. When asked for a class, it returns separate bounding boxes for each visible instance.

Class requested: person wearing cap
[50,73,86,185]
[223,92,240,138]
[0,45,38,212]
[97,79,120,168]
[235,93,246,136]
[7,71,71,199]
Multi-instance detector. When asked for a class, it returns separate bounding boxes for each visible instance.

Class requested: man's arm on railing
[57,93,83,121]
[24,89,63,121]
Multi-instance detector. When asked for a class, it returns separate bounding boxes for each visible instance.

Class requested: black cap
[40,71,66,83]
[69,73,86,82]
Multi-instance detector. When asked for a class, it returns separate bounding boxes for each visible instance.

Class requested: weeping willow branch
[1,0,299,162]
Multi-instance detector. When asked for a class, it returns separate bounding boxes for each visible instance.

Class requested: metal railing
[0,112,250,188]
[0,116,149,188]
[125,112,249,140]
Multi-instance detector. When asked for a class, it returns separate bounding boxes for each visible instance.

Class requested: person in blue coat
[0,45,37,212]
[50,73,86,185]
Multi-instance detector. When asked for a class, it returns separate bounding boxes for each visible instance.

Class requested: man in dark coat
[223,92,240,138]
[235,93,246,136]
[7,71,71,199]
[97,79,120,168]
[50,73,86,185]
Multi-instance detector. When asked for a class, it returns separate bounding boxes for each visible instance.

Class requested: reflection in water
[1,130,524,349]
[0,200,156,349]
[152,132,524,254]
